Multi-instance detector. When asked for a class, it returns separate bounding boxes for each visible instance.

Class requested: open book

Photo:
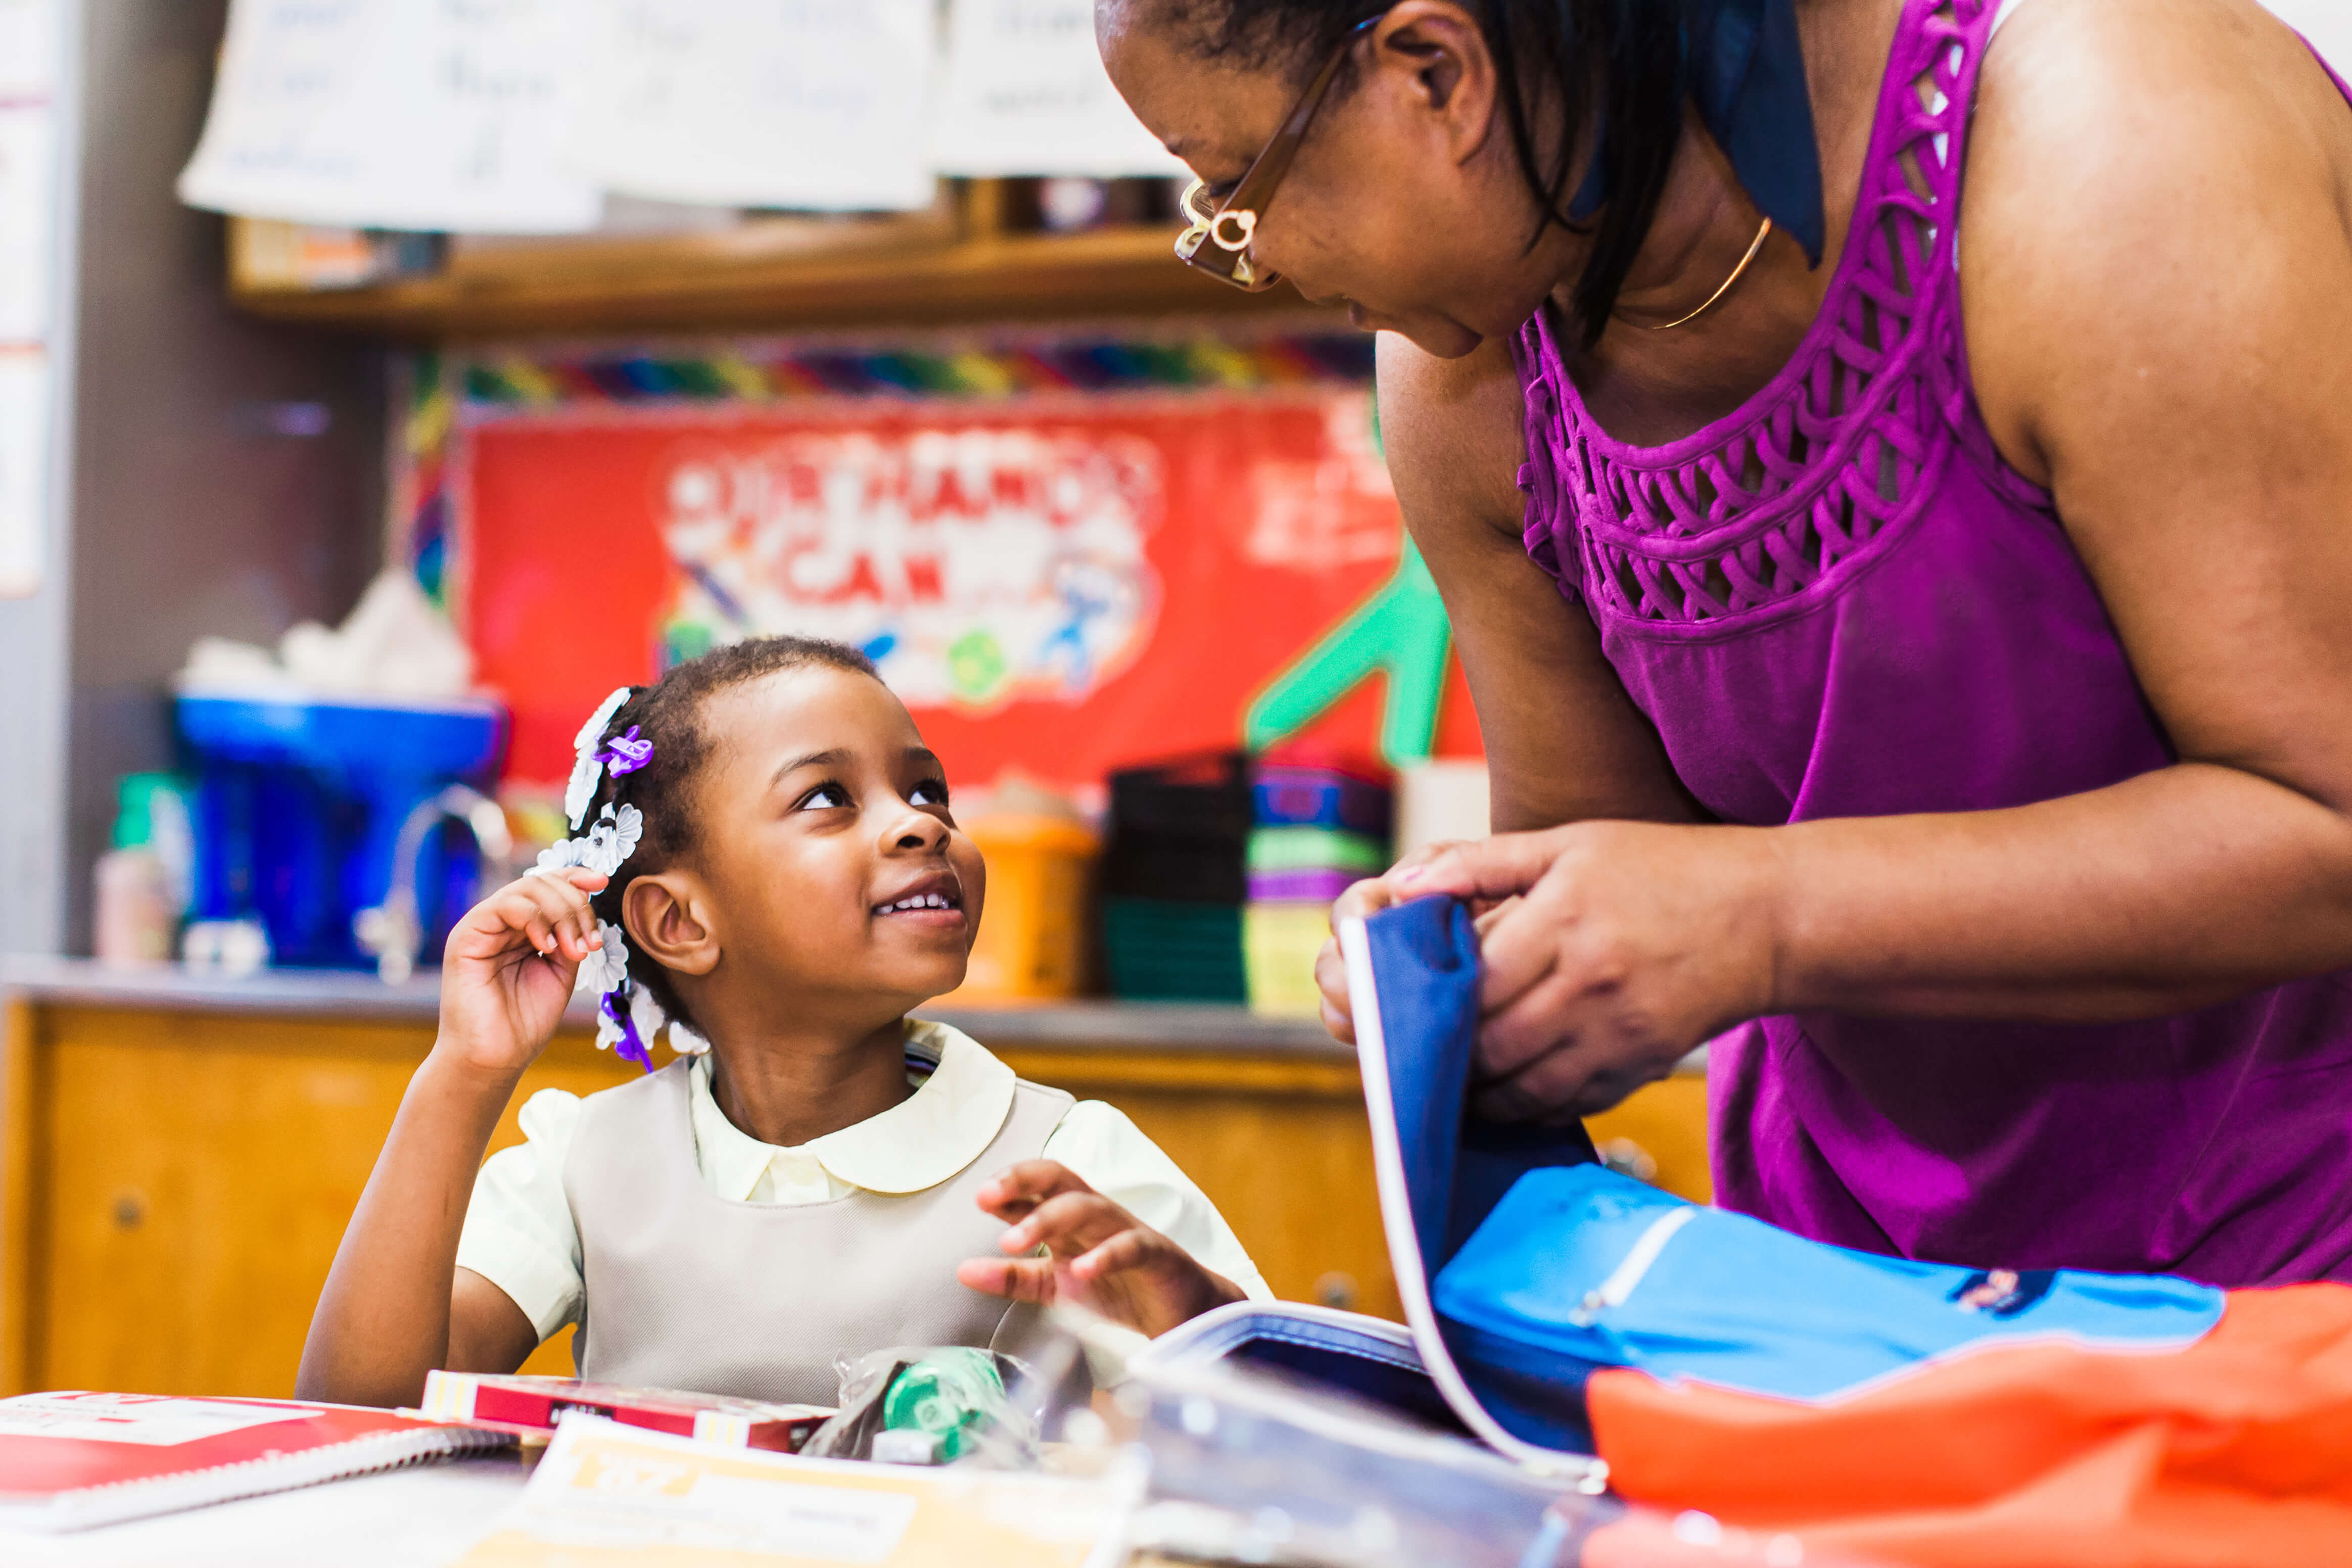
[1141,895,1606,1481]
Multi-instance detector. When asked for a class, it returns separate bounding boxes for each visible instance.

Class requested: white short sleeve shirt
[456,1019,1273,1342]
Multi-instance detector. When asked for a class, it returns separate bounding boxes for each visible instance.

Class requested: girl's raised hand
[434,868,609,1082]
[958,1161,1246,1339]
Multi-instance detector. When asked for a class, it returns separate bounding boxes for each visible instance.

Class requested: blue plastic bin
[177,694,507,968]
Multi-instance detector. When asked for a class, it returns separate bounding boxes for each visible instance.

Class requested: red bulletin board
[461,387,1480,792]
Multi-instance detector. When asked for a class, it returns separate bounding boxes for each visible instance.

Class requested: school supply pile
[1099,752,1252,1002]
[414,1371,830,1454]
[1242,755,1392,1016]
[0,1391,507,1532]
[1143,893,2352,1567]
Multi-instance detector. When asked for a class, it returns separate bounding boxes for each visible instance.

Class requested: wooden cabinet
[0,991,1707,1400]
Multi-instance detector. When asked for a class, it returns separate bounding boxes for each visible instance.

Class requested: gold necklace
[1646,216,1774,332]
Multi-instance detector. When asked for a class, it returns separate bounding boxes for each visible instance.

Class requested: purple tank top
[1510,0,2352,1287]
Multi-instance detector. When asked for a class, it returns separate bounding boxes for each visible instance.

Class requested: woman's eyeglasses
[1173,15,1381,293]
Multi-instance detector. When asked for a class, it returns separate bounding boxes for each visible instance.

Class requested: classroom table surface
[0,1456,529,1568]
[0,1454,1200,1568]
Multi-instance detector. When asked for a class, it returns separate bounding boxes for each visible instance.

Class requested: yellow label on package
[452,1414,1133,1567]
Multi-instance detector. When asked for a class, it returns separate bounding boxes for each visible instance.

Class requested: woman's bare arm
[1767,0,2352,1018]
[1375,330,1697,832]
[1314,335,1701,1040]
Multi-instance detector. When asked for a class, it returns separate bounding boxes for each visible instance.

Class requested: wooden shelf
[227,221,1320,342]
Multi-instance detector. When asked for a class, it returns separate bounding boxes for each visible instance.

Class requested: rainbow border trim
[457,333,1374,410]
[391,329,1376,609]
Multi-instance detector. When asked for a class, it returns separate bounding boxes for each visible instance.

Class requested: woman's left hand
[959,1161,1247,1338]
[1393,820,1785,1121]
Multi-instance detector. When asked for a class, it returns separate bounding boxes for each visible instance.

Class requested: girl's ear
[623,871,719,977]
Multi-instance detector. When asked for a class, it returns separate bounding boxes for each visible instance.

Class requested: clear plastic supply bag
[798,1346,1038,1465]
[1008,1306,1618,1568]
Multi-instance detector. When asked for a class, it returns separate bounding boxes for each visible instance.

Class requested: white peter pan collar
[686,1019,1018,1200]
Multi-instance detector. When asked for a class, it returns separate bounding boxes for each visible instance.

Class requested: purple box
[1252,765,1393,836]
[1248,867,1360,904]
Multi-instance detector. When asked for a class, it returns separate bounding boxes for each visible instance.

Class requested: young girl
[298,637,1267,1409]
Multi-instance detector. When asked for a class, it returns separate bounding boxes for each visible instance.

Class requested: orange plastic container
[954,815,1100,1002]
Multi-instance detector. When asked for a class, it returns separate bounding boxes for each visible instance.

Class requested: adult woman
[1100,0,2352,1285]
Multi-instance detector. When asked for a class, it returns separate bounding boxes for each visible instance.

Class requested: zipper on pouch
[1568,1206,1697,1327]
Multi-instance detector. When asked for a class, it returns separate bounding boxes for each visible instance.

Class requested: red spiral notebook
[0,1391,510,1532]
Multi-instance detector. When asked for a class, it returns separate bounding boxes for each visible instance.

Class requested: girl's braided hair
[571,635,879,1037]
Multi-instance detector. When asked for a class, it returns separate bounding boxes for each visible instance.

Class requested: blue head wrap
[1571,0,1827,266]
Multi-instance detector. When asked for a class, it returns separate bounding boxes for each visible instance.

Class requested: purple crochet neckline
[1514,0,2002,631]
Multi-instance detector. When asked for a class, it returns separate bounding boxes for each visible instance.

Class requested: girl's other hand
[959,1161,1246,1339]
[434,868,609,1082]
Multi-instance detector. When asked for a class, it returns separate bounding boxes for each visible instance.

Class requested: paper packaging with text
[417,1370,830,1453]
[451,1412,1138,1568]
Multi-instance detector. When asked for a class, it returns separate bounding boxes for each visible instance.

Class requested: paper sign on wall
[462,388,1410,790]
[177,0,600,233]
[660,426,1163,711]
[0,349,49,597]
[0,0,59,101]
[586,0,939,211]
[0,104,52,342]
[932,0,1183,178]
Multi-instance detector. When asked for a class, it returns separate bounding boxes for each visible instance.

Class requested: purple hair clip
[597,725,653,778]
[599,989,652,1070]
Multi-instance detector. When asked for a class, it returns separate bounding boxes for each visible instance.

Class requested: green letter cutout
[1243,540,1452,767]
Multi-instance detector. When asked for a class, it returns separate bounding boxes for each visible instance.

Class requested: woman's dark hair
[573,635,880,1031]
[1168,0,1692,345]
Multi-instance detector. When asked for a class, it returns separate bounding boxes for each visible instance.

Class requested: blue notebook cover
[1338,895,1606,1466]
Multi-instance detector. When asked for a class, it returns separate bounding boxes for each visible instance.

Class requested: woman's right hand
[433,868,609,1081]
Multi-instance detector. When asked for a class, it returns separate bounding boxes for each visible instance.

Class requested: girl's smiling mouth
[870,874,965,922]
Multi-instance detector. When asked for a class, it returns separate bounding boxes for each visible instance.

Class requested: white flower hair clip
[565,687,632,829]
[572,919,656,1070]
[572,921,707,1068]
[547,686,704,1070]
[535,802,642,879]
[574,918,632,1000]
